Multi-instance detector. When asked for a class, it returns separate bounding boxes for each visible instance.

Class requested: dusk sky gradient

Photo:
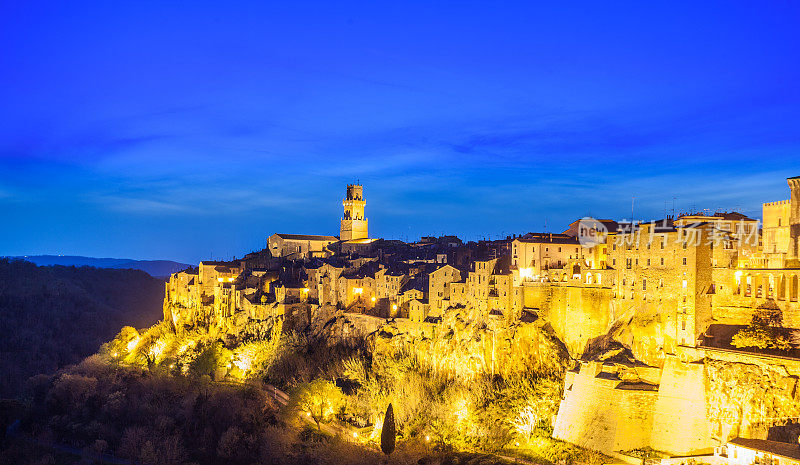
[2,1,800,263]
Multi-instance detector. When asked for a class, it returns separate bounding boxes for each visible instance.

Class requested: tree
[290,378,345,430]
[732,307,792,351]
[628,447,657,465]
[380,403,396,458]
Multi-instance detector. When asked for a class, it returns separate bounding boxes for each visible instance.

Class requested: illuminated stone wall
[554,351,800,456]
[552,362,658,453]
[650,355,715,455]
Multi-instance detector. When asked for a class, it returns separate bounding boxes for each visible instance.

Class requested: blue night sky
[1,1,799,263]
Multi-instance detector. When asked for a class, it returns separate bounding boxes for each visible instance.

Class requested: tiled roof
[713,211,755,222]
[729,438,800,461]
[515,233,581,245]
[401,278,426,293]
[275,233,339,241]
[563,219,620,235]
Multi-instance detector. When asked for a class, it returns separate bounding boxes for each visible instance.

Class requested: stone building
[267,233,338,259]
[511,233,586,277]
[428,264,464,316]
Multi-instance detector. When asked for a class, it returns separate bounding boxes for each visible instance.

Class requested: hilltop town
[156,178,800,462]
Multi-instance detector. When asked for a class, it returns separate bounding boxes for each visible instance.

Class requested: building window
[643,279,647,291]
[683,258,687,266]
[647,259,651,266]
[661,258,665,266]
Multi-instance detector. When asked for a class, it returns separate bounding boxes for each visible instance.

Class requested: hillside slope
[0,259,165,397]
[11,255,190,278]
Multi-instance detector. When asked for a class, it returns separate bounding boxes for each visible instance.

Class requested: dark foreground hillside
[0,259,165,397]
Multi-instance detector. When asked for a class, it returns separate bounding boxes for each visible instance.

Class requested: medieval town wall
[552,362,658,453]
[650,355,715,455]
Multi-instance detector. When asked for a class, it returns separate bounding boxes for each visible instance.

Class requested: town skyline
[3,173,800,264]
[2,1,800,263]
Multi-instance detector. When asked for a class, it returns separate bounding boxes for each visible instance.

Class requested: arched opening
[791,275,799,302]
[778,275,786,301]
[586,273,593,284]
[745,275,752,297]
[596,273,602,285]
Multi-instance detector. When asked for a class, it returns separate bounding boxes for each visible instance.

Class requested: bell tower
[340,184,368,241]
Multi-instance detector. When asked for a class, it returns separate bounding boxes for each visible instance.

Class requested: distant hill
[11,255,191,278]
[0,258,166,397]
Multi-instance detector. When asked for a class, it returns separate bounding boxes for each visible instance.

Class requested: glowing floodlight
[519,267,534,280]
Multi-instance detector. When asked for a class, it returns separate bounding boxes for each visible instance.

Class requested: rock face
[370,307,571,380]
[705,356,800,442]
[309,308,384,347]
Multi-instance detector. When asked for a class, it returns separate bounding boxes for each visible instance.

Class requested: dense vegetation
[1,357,423,465]
[0,259,165,397]
[84,316,604,465]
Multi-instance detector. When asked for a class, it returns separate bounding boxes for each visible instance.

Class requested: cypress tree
[380,403,396,457]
